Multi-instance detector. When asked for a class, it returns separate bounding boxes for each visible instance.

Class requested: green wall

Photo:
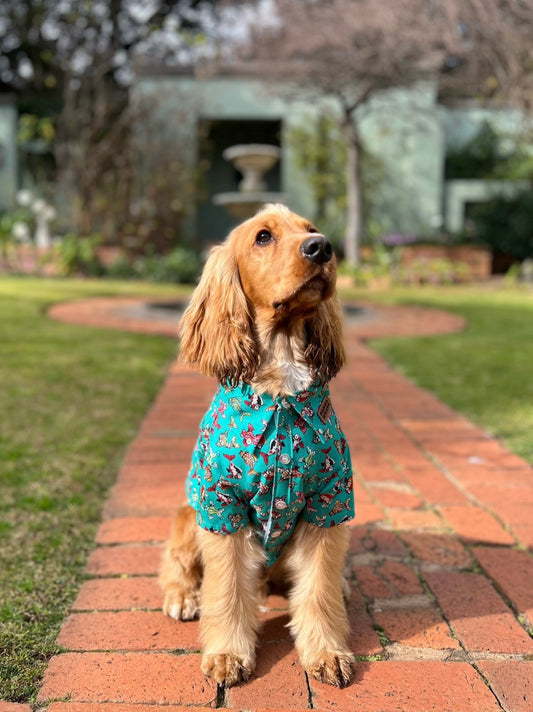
[134,73,529,245]
[0,95,18,211]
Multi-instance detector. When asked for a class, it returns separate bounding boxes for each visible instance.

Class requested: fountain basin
[213,142,284,220]
[222,144,281,193]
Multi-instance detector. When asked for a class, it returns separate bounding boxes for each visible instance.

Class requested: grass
[341,282,533,466]
[0,277,181,702]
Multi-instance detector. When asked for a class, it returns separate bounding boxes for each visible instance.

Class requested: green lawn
[343,283,533,466]
[0,277,181,702]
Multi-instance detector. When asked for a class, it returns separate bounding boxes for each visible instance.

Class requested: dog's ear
[305,295,346,382]
[179,243,258,385]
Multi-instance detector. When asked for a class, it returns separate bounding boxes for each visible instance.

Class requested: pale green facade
[0,95,18,211]
[135,74,447,245]
[136,73,531,247]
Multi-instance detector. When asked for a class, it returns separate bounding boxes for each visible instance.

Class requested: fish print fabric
[186,381,354,566]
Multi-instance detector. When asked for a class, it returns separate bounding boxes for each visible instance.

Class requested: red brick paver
[311,661,502,711]
[31,297,533,711]
[0,704,32,712]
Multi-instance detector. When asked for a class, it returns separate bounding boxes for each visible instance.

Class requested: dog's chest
[254,330,313,397]
[277,360,314,395]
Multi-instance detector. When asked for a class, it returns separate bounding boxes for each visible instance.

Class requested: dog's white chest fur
[254,329,313,396]
[278,359,313,394]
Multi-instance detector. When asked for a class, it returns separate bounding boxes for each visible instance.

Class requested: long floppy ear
[304,294,346,382]
[179,243,258,385]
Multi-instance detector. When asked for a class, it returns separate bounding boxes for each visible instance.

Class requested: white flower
[30,199,56,221]
[32,198,46,215]
[43,205,56,222]
[16,189,34,207]
[12,221,31,243]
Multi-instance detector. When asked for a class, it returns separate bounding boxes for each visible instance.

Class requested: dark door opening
[197,119,282,244]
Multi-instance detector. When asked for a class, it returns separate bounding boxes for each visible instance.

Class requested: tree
[0,0,222,95]
[0,0,219,239]
[249,0,533,264]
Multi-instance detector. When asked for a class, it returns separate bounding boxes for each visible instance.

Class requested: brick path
[10,297,533,712]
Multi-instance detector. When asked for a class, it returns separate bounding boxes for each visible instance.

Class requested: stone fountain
[213,143,285,220]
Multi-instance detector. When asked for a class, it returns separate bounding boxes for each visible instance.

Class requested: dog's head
[179,204,345,386]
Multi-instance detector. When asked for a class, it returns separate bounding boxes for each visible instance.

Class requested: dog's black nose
[300,236,333,265]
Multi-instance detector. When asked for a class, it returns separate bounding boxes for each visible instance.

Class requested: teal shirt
[186,381,354,565]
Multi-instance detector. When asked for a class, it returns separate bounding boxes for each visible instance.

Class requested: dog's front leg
[286,521,355,687]
[199,527,264,687]
[160,505,202,621]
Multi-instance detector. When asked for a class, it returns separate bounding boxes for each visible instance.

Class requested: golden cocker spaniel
[160,204,355,688]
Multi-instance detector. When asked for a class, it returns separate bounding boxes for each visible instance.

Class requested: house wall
[358,81,444,236]
[133,75,447,245]
[135,76,320,244]
[0,95,18,211]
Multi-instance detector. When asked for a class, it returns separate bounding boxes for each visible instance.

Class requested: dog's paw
[162,586,200,621]
[307,650,355,688]
[201,652,254,687]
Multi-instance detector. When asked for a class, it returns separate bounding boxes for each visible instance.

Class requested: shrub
[445,121,533,180]
[55,234,105,276]
[396,258,471,285]
[131,248,202,284]
[446,122,503,180]
[339,245,399,287]
[55,236,202,284]
[340,248,473,286]
[104,247,202,284]
[467,191,533,261]
[103,255,138,280]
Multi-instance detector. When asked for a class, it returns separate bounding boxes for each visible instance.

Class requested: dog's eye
[307,225,318,234]
[255,229,273,245]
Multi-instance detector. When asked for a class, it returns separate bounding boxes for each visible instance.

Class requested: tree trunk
[343,121,363,266]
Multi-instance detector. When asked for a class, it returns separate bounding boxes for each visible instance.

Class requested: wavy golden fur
[160,204,354,689]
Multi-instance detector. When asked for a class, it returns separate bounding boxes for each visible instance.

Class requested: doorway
[197,119,282,244]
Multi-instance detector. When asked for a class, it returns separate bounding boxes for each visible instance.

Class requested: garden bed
[399,244,492,280]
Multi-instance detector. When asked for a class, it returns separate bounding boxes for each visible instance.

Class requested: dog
[159,204,355,688]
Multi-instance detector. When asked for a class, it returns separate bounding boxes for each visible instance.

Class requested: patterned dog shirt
[186,381,354,566]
